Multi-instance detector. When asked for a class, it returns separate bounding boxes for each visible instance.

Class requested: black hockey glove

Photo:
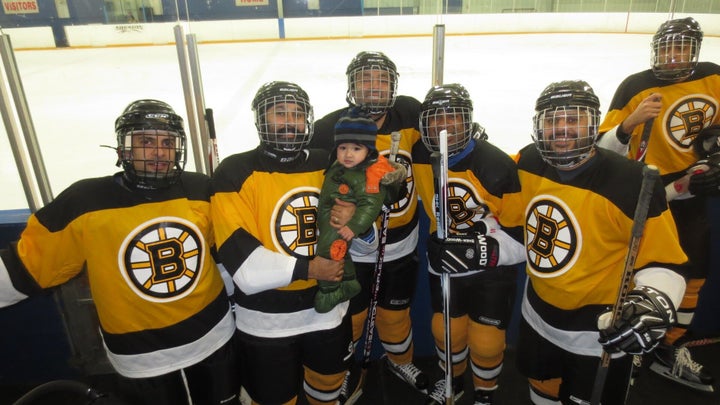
[597,285,676,355]
[427,231,499,274]
[688,153,720,197]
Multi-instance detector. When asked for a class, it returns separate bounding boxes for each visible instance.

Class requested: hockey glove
[597,285,677,355]
[427,231,499,274]
[693,125,720,157]
[688,152,720,197]
[382,161,408,206]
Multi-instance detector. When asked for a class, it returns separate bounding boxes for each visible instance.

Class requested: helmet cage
[532,105,600,170]
[651,18,703,81]
[115,101,186,188]
[652,34,701,81]
[419,84,474,156]
[346,52,399,116]
[253,82,314,154]
[420,105,473,155]
[254,94,314,154]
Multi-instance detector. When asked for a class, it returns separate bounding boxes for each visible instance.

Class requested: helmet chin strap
[260,144,304,163]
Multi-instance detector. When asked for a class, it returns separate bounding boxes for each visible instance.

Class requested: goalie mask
[419,83,474,156]
[651,17,703,81]
[115,99,186,189]
[346,51,399,117]
[252,81,314,160]
[532,80,601,170]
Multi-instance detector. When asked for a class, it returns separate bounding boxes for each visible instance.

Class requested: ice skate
[384,355,429,394]
[649,344,714,392]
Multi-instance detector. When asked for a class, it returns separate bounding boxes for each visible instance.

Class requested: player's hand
[426,231,499,274]
[622,93,662,134]
[308,256,344,282]
[330,199,356,229]
[597,286,676,355]
[688,153,720,197]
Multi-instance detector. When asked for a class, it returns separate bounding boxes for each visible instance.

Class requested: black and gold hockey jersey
[310,96,422,262]
[599,62,720,179]
[501,146,687,356]
[0,172,234,378]
[212,148,377,338]
[412,138,524,276]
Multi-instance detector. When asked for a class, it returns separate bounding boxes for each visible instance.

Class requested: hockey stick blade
[590,164,660,405]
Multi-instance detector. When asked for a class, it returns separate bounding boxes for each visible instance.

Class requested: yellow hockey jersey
[0,172,234,378]
[412,138,524,275]
[212,148,376,338]
[599,62,720,178]
[501,146,687,356]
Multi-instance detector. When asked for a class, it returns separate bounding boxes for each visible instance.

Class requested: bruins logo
[272,187,319,258]
[441,178,488,231]
[525,196,579,278]
[665,95,717,151]
[119,217,204,301]
[383,150,415,217]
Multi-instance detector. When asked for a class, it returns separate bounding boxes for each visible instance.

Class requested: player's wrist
[617,122,632,144]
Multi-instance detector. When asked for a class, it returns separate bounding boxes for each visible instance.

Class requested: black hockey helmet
[115,99,186,189]
[419,83,474,156]
[345,51,399,117]
[651,17,703,81]
[532,80,601,170]
[252,81,314,159]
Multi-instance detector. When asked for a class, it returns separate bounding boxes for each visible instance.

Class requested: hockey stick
[205,108,220,176]
[589,164,660,405]
[431,130,454,405]
[344,131,402,405]
[634,117,655,162]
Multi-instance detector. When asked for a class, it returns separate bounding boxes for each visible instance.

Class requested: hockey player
[597,16,717,391]
[413,84,525,405]
[0,99,239,405]
[502,80,688,404]
[308,51,429,399]
[211,81,378,405]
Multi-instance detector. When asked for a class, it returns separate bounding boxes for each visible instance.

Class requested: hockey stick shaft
[346,132,401,404]
[431,130,454,405]
[634,117,655,162]
[590,164,660,405]
[205,108,220,175]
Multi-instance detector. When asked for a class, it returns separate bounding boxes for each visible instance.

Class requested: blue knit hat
[334,115,377,152]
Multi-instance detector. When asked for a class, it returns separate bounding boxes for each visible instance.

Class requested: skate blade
[649,362,715,393]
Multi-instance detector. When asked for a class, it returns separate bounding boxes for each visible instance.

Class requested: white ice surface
[3,33,720,210]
